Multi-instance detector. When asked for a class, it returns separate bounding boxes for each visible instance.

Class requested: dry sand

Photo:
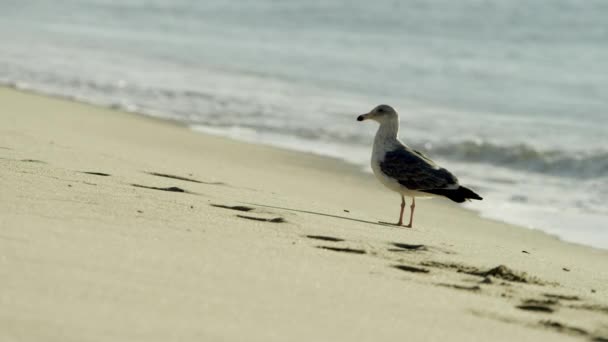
[1,87,607,341]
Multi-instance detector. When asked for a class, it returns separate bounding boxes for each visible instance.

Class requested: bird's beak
[357,113,371,121]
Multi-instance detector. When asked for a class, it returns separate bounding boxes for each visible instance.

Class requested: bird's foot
[397,221,412,228]
[378,221,411,228]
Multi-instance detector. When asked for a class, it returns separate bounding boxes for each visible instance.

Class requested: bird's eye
[377,107,385,113]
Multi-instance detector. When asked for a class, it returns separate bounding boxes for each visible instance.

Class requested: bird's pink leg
[405,197,415,228]
[397,195,405,226]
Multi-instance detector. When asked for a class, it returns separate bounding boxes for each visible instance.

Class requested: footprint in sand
[209,204,286,223]
[521,298,558,306]
[306,235,345,242]
[516,304,555,313]
[21,159,46,163]
[392,264,430,274]
[539,321,595,338]
[236,215,285,223]
[210,204,254,212]
[542,293,580,301]
[80,171,111,176]
[568,303,608,315]
[420,261,549,285]
[388,242,427,252]
[436,283,481,292]
[131,184,188,193]
[146,171,225,185]
[317,246,366,254]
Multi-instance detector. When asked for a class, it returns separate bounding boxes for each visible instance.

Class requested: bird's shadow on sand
[246,203,398,228]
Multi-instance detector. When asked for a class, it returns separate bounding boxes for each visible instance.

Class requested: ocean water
[1,0,607,248]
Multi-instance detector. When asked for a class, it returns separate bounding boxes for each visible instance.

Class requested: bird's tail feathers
[422,186,483,203]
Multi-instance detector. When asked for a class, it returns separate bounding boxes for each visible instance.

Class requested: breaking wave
[425,140,608,179]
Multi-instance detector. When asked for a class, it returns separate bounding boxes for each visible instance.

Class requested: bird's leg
[397,195,405,226]
[405,197,416,228]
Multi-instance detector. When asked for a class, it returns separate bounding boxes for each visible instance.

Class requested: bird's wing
[380,147,459,190]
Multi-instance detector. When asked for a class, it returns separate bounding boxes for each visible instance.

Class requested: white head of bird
[357,104,401,142]
[357,104,398,124]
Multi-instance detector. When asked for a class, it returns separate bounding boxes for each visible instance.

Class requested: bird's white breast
[370,137,405,194]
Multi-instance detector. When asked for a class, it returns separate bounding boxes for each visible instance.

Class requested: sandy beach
[1,87,607,341]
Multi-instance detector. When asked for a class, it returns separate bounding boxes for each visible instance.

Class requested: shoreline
[3,83,605,251]
[2,86,607,341]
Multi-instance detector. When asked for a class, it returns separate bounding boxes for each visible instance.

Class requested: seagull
[357,104,482,228]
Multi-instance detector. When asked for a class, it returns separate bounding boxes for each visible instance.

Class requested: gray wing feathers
[380,148,459,190]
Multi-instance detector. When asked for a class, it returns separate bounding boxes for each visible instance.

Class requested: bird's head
[357,104,398,124]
